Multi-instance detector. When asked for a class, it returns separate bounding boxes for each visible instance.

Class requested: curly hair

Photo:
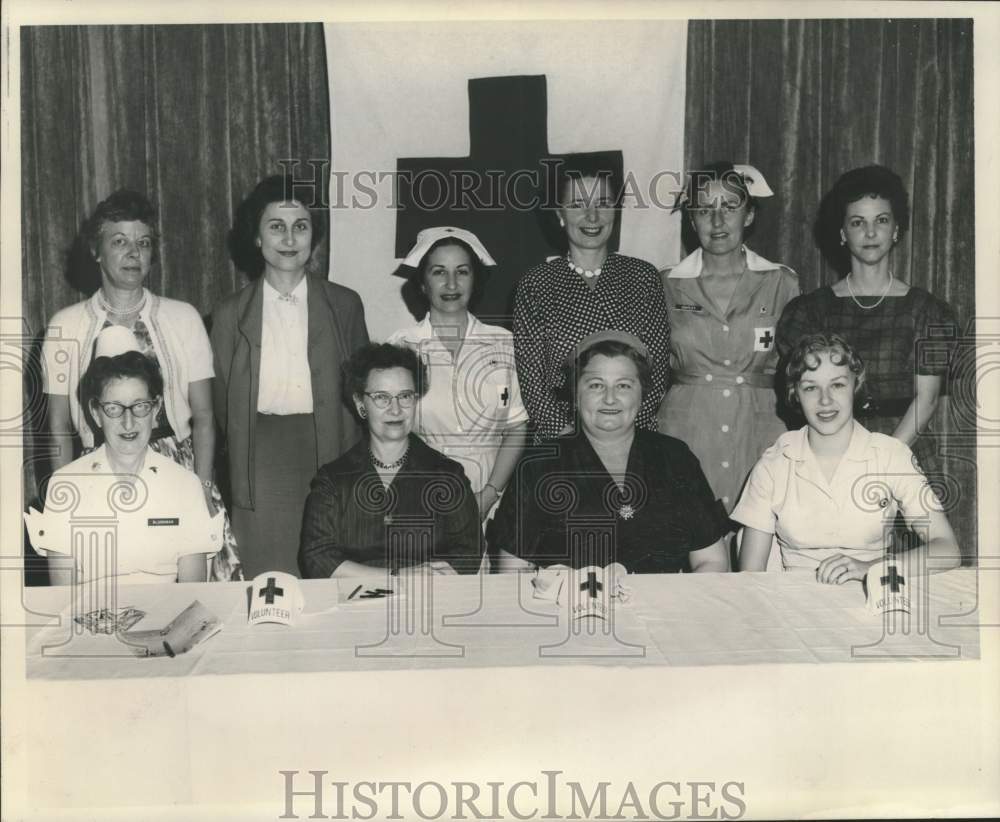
[814,165,910,274]
[229,174,327,277]
[81,189,159,257]
[81,350,164,411]
[342,343,429,419]
[400,237,488,321]
[784,332,866,408]
[558,338,652,408]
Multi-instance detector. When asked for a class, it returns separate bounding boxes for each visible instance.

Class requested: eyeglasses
[95,399,157,418]
[363,390,417,409]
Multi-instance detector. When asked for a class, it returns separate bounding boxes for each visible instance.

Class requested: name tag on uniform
[754,326,776,352]
[148,517,179,527]
[674,303,703,312]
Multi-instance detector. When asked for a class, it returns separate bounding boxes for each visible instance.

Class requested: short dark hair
[81,189,160,258]
[400,237,488,321]
[814,165,910,274]
[558,338,652,408]
[343,343,429,419]
[81,350,165,411]
[784,332,866,408]
[229,175,328,278]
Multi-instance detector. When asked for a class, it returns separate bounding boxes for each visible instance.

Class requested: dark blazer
[299,434,483,578]
[210,276,369,509]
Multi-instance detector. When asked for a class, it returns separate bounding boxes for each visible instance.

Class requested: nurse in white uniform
[389,227,529,521]
[26,326,222,585]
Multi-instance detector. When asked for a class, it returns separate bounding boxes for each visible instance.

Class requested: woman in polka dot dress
[656,163,799,514]
[513,159,671,441]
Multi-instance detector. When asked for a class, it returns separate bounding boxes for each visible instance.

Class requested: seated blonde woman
[26,327,222,585]
[732,332,960,583]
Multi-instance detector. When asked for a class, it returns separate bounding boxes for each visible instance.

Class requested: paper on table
[121,600,222,657]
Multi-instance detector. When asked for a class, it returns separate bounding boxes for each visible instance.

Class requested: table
[9,568,994,819]
[24,569,981,678]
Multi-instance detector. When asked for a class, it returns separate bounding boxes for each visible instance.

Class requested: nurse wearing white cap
[657,162,799,518]
[389,227,528,522]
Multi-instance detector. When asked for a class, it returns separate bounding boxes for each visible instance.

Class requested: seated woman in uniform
[27,327,223,585]
[489,331,730,574]
[298,343,482,578]
[732,333,960,582]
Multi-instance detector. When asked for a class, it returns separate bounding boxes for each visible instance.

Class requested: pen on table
[347,584,363,600]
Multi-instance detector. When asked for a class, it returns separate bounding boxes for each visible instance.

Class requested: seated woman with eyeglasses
[26,327,223,585]
[298,343,482,578]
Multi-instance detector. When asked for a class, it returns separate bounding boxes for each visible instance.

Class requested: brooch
[619,504,635,520]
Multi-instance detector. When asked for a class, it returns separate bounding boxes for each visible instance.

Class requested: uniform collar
[667,246,780,278]
[781,421,876,463]
[410,314,486,343]
[87,444,160,474]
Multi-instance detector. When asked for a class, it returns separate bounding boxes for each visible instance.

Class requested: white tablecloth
[10,568,994,819]
[24,569,981,679]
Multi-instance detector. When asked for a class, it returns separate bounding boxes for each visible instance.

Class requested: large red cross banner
[324,20,687,340]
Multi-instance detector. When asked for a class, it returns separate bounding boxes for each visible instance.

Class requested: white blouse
[731,422,941,571]
[257,277,313,415]
[388,315,528,492]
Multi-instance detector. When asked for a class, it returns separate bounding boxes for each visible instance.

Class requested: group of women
[33,160,962,587]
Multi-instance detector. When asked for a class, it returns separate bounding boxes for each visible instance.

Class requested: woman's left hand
[475,485,500,523]
[816,553,873,585]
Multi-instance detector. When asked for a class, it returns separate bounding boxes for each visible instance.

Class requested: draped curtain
[685,18,977,558]
[20,24,330,578]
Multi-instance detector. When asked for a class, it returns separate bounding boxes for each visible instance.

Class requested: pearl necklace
[370,447,408,471]
[567,255,602,279]
[846,272,893,310]
[98,289,146,317]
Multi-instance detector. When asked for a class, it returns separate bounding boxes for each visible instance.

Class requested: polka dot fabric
[513,253,671,440]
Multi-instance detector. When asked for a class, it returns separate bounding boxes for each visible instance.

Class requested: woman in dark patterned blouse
[776,165,957,478]
[513,158,671,442]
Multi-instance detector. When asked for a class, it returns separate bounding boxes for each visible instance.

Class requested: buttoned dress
[731,423,941,571]
[26,446,223,585]
[656,248,799,512]
[387,315,528,494]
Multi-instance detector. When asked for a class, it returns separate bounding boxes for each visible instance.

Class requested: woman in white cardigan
[42,189,239,580]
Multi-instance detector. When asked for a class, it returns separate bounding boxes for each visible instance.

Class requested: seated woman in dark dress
[298,343,482,578]
[489,331,730,574]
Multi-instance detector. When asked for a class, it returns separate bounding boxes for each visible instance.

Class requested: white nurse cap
[94,325,141,359]
[401,226,497,268]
